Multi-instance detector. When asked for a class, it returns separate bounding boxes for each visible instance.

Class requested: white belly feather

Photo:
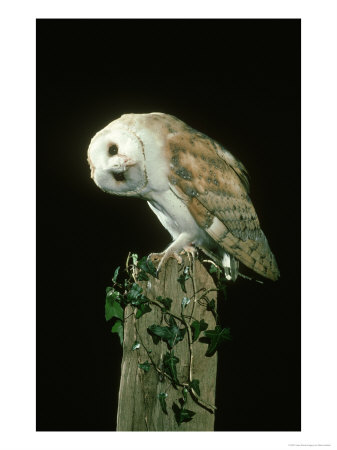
[147,190,202,243]
[147,190,236,279]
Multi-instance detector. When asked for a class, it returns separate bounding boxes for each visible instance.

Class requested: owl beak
[123,157,136,167]
[109,156,136,182]
[110,155,135,172]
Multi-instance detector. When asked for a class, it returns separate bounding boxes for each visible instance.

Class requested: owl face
[88,124,147,196]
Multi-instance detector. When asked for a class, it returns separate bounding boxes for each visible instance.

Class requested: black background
[37,19,300,431]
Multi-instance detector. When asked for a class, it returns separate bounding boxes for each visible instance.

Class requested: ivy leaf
[163,351,179,384]
[105,291,124,321]
[177,266,190,293]
[182,387,188,404]
[149,331,161,345]
[166,316,187,348]
[138,256,158,278]
[181,296,190,309]
[106,287,120,301]
[148,317,186,348]
[156,296,172,312]
[138,361,151,372]
[112,266,120,283]
[137,270,149,281]
[189,379,200,396]
[158,392,168,415]
[209,264,218,274]
[204,325,231,356]
[207,299,216,312]
[136,302,152,319]
[148,324,173,343]
[127,283,143,304]
[191,319,208,342]
[111,320,123,345]
[132,341,140,350]
[172,403,195,426]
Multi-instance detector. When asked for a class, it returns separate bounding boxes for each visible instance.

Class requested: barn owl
[87,113,279,281]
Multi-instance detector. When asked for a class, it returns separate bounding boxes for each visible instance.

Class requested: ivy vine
[104,253,231,426]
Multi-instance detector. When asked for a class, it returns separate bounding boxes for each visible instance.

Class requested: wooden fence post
[116,256,218,431]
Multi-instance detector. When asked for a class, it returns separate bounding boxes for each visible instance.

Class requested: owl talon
[148,252,164,264]
[180,245,198,258]
[157,251,183,273]
[173,253,183,264]
[149,251,183,274]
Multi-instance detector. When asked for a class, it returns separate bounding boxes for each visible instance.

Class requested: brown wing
[165,127,280,281]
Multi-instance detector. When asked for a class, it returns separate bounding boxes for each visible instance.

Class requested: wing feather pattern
[166,128,280,281]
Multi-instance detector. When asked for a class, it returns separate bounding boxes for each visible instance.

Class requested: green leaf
[112,266,120,283]
[167,316,186,348]
[156,296,172,312]
[136,302,152,319]
[158,392,168,415]
[148,317,186,348]
[182,387,188,404]
[177,275,186,292]
[163,351,179,384]
[132,341,140,350]
[177,266,190,293]
[209,264,218,274]
[191,319,208,342]
[181,296,190,308]
[207,299,216,312]
[190,379,200,396]
[127,283,143,304]
[106,288,120,301]
[204,325,231,356]
[148,324,173,341]
[172,403,196,426]
[137,270,149,281]
[111,320,123,345]
[105,292,124,321]
[138,256,158,278]
[138,361,151,372]
[149,332,161,345]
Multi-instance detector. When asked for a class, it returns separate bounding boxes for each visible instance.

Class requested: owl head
[87,121,147,197]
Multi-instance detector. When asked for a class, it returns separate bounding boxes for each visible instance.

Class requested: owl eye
[108,144,118,156]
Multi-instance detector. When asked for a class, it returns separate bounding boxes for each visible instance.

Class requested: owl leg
[149,233,194,274]
[148,251,183,265]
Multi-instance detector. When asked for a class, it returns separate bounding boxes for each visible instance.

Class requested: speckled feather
[163,123,279,280]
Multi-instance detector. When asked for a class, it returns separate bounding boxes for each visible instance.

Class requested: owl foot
[180,245,198,257]
[148,251,183,275]
[148,251,183,265]
[149,233,197,275]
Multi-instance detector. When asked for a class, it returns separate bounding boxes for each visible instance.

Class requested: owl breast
[146,190,217,254]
